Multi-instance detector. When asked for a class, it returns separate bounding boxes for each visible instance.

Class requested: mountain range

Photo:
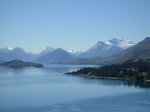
[78,38,135,58]
[67,49,88,56]
[67,38,135,57]
[1,38,149,64]
[112,37,150,61]
[68,37,150,65]
[0,47,32,62]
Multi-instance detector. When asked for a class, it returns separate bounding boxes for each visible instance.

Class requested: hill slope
[111,37,150,62]
[66,59,150,81]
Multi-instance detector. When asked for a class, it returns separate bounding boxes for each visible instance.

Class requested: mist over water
[0,64,150,112]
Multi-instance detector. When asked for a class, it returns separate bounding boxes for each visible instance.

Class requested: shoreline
[67,73,150,82]
[78,74,123,80]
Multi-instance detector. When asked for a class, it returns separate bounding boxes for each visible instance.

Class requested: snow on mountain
[79,40,123,58]
[0,38,135,61]
[0,47,13,52]
[67,49,88,56]
[0,47,32,61]
[108,38,135,49]
[105,41,113,46]
[91,41,108,50]
[8,47,13,50]
[107,37,150,63]
[0,47,26,53]
[78,38,135,58]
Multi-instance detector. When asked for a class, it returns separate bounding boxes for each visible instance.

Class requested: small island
[0,60,44,68]
[66,59,150,81]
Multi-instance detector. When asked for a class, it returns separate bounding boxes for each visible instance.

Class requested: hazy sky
[0,0,150,53]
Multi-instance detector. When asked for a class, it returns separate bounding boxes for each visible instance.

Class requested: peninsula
[66,59,150,81]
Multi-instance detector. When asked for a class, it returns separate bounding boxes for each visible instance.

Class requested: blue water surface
[0,64,150,112]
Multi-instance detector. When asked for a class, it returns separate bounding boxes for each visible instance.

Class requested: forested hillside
[66,59,150,80]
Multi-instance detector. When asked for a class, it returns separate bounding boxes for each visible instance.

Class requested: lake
[0,64,150,112]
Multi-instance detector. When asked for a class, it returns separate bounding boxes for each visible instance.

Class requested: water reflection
[1,90,150,112]
[0,65,150,88]
[0,65,150,112]
[66,75,150,88]
[44,67,82,73]
[0,66,83,74]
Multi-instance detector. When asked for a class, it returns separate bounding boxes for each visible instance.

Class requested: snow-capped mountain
[0,47,28,53]
[110,37,150,62]
[0,38,135,62]
[66,37,150,65]
[0,47,32,61]
[67,49,88,56]
[0,47,13,52]
[79,41,123,58]
[38,47,55,57]
[108,38,135,49]
[78,38,135,58]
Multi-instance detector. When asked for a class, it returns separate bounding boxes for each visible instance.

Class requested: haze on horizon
[0,0,150,53]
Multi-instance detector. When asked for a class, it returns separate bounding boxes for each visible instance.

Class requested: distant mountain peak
[107,38,135,49]
[111,37,150,62]
[91,41,107,50]
[97,41,105,45]
[38,47,55,57]
[52,48,69,54]
[55,48,64,51]
[67,49,88,56]
[0,47,13,51]
[34,48,76,63]
[43,47,54,52]
[78,38,135,58]
[45,47,54,51]
[12,47,26,54]
[68,37,150,65]
[108,38,120,45]
[13,47,24,51]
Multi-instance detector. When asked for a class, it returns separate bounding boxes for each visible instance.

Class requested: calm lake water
[0,64,150,112]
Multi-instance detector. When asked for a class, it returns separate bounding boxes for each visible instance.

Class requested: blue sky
[0,0,150,53]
